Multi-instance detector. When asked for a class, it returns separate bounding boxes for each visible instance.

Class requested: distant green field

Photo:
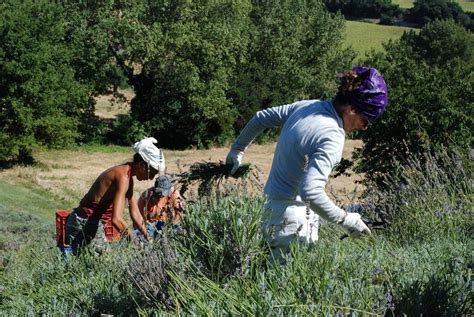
[392,0,413,8]
[457,0,474,11]
[345,21,416,59]
[393,0,474,12]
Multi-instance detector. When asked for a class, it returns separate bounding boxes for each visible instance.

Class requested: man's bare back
[80,164,134,208]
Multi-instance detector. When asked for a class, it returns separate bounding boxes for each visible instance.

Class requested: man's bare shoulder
[100,164,132,182]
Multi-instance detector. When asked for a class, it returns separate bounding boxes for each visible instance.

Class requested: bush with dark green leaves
[0,0,354,154]
[130,1,250,149]
[0,1,168,160]
[130,0,353,149]
[0,0,93,163]
[403,18,474,66]
[354,20,473,182]
[62,1,149,95]
[106,114,147,146]
[324,0,403,20]
[232,0,353,133]
[405,0,473,31]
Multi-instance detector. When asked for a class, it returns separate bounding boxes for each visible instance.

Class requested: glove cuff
[337,211,348,225]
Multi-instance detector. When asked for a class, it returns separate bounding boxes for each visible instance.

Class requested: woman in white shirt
[226,66,388,262]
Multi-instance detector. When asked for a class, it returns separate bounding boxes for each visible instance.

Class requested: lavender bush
[1,150,471,315]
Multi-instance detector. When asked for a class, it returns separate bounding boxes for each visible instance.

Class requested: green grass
[458,0,474,12]
[1,193,471,315]
[0,152,472,315]
[0,180,59,221]
[345,21,416,60]
[392,0,474,12]
[392,0,414,8]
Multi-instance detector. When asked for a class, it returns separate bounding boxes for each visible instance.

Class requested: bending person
[226,66,388,262]
[135,175,185,239]
[66,137,165,255]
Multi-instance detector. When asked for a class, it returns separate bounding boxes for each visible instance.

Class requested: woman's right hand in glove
[340,212,371,238]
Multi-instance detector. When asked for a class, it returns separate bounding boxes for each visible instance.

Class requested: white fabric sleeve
[299,129,346,223]
[231,102,301,152]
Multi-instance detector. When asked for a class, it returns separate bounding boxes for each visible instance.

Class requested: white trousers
[261,198,319,263]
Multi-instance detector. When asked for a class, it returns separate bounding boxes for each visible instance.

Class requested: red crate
[56,209,120,244]
[104,221,121,242]
[55,210,71,247]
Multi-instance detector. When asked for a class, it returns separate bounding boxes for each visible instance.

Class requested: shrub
[233,0,353,131]
[402,19,474,67]
[0,0,93,163]
[177,195,267,281]
[130,0,353,149]
[361,149,472,245]
[355,20,473,182]
[129,1,250,149]
[405,0,473,31]
[380,13,396,25]
[123,234,187,310]
[62,2,132,96]
[106,113,147,146]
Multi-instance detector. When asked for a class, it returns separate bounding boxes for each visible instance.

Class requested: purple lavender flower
[385,292,395,309]
[373,267,382,275]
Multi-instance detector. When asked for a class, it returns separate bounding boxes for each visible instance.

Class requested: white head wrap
[132,137,166,175]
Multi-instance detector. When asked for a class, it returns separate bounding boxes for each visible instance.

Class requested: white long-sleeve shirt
[231,99,346,223]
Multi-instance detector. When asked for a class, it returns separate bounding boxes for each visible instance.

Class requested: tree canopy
[1,0,472,179]
[129,0,353,148]
[355,20,473,182]
[406,0,473,31]
[0,0,92,163]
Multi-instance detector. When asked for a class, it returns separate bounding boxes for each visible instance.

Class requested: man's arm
[128,194,150,240]
[111,172,134,239]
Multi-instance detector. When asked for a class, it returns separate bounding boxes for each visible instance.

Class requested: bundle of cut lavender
[175,161,261,197]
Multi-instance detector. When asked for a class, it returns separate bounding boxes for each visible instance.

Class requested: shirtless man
[66,137,165,255]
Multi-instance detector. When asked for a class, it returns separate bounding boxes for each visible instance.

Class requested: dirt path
[0,140,364,207]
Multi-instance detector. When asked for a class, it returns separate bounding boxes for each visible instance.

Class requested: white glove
[340,212,371,238]
[225,149,244,175]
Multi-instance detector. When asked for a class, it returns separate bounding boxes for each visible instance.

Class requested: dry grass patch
[0,140,364,212]
[94,89,133,119]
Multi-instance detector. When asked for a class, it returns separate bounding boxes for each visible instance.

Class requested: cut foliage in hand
[174,161,263,197]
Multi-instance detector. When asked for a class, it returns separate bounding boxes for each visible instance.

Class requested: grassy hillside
[0,180,59,221]
[460,0,474,12]
[393,0,474,12]
[344,21,416,59]
[0,146,471,315]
